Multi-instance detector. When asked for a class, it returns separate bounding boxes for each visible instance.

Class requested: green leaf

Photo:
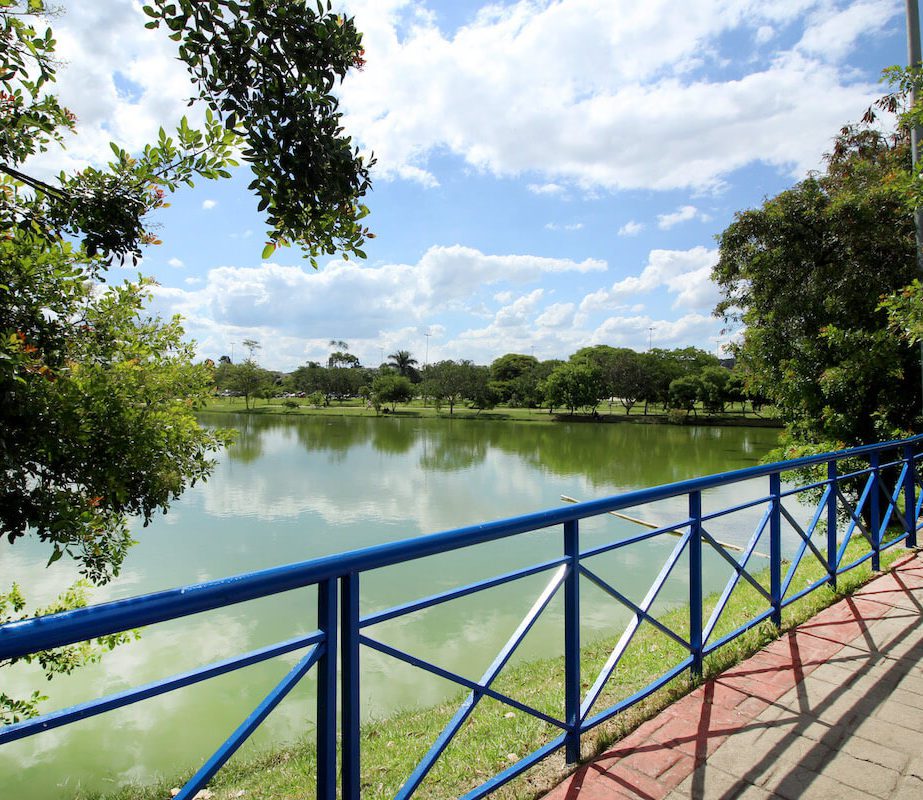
[261,242,276,260]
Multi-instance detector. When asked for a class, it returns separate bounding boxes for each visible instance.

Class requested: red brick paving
[541,552,922,800]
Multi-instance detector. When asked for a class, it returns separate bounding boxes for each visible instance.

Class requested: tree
[327,342,360,369]
[387,350,419,380]
[697,366,731,414]
[489,353,540,406]
[422,360,474,415]
[0,0,372,722]
[466,365,499,413]
[668,375,701,416]
[542,362,601,415]
[609,349,647,415]
[371,373,413,411]
[713,121,919,450]
[223,359,273,410]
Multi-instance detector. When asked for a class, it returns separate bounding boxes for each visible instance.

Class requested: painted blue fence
[2,434,922,798]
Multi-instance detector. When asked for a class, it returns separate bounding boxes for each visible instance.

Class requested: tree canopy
[713,122,919,449]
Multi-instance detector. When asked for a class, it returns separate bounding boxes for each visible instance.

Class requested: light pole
[424,331,431,366]
[648,327,654,351]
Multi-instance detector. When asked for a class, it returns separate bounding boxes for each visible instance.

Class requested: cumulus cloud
[657,205,709,230]
[149,244,606,368]
[618,220,644,237]
[167,257,184,268]
[341,0,897,192]
[528,182,567,195]
[544,222,584,231]
[202,199,218,211]
[580,246,720,313]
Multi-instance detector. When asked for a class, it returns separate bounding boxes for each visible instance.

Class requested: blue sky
[33,0,908,370]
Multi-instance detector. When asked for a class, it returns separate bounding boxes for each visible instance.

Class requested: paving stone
[848,714,920,755]
[669,763,773,800]
[893,774,923,800]
[818,750,901,799]
[761,763,857,800]
[836,735,910,773]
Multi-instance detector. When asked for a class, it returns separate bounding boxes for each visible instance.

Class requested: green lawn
[201,396,779,426]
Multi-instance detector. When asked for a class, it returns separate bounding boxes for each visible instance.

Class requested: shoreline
[198,401,783,428]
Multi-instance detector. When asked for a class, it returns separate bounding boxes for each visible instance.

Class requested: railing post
[341,572,361,800]
[827,460,838,590]
[689,491,703,677]
[870,452,881,572]
[563,519,581,763]
[904,444,918,549]
[316,578,337,800]
[770,472,782,627]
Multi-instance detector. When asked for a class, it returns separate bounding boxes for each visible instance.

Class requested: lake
[0,415,781,798]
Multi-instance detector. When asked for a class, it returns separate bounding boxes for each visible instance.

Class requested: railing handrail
[3,432,921,662]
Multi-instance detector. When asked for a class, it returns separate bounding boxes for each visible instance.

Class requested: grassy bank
[86,537,910,800]
[200,397,781,427]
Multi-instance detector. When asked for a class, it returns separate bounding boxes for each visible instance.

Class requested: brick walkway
[543,552,923,800]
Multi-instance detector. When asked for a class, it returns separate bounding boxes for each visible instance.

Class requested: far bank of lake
[0,416,783,799]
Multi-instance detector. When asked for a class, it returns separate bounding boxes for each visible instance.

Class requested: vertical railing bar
[316,578,337,800]
[563,519,581,764]
[689,491,703,677]
[341,572,361,800]
[871,452,881,572]
[770,472,782,627]
[827,460,838,588]
[905,444,918,548]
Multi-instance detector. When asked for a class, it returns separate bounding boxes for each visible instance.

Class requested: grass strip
[199,397,780,427]
[85,537,910,800]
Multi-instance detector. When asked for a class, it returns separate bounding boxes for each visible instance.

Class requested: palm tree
[387,350,418,378]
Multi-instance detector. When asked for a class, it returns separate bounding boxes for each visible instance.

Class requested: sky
[29,0,910,371]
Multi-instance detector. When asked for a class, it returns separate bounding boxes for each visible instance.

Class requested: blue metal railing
[2,434,922,798]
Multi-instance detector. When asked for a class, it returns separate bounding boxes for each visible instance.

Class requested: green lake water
[0,415,783,798]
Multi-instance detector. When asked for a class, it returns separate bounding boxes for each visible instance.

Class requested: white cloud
[591,313,718,348]
[341,0,895,192]
[796,0,897,63]
[544,222,584,231]
[149,244,606,368]
[755,25,775,44]
[618,220,644,237]
[528,182,566,195]
[657,205,710,230]
[580,246,720,313]
[167,257,184,268]
[202,199,218,210]
[535,302,576,328]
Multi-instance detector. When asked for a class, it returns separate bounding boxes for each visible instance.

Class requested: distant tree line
[212,341,767,417]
